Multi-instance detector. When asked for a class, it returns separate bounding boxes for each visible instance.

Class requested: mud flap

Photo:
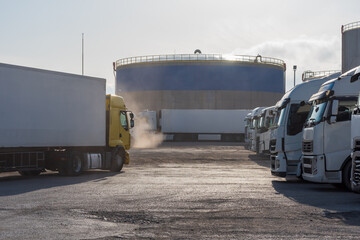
[296,162,302,177]
[125,151,130,164]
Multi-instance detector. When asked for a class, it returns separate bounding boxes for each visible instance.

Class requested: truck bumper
[271,152,302,177]
[302,154,341,183]
[351,151,360,193]
[270,152,287,177]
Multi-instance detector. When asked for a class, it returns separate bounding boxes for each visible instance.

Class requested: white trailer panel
[0,63,106,148]
[160,109,251,134]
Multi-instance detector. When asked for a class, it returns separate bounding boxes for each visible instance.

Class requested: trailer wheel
[342,160,352,191]
[67,153,83,176]
[111,148,125,172]
[18,170,42,177]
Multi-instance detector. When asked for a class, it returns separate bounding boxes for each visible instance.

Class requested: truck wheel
[111,148,125,172]
[67,153,83,176]
[18,170,42,176]
[342,160,352,191]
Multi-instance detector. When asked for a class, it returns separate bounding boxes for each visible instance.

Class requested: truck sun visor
[309,90,334,102]
[278,98,290,109]
[351,72,360,83]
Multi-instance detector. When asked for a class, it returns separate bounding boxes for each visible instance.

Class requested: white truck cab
[302,66,360,190]
[244,112,252,149]
[271,71,341,177]
[250,107,265,153]
[351,91,360,192]
[258,106,276,154]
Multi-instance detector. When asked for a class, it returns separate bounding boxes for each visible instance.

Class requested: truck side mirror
[330,116,336,124]
[128,112,134,128]
[331,100,339,116]
[329,100,339,124]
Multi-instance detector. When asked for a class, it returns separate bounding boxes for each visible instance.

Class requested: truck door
[324,98,356,171]
[119,111,131,149]
[285,103,311,169]
[107,95,131,150]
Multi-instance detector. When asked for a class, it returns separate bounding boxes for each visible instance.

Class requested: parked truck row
[247,67,360,192]
[0,63,134,176]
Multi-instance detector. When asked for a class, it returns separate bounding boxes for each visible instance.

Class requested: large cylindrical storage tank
[342,21,360,73]
[115,54,286,113]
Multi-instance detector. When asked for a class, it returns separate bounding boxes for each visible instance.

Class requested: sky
[0,0,359,93]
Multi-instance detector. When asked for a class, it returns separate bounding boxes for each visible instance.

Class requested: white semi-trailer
[270,71,341,177]
[159,109,251,141]
[302,66,360,190]
[0,63,134,176]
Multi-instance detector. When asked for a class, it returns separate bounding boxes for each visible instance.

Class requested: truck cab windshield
[120,111,129,130]
[306,97,357,127]
[268,114,276,129]
[306,100,327,126]
[287,103,311,135]
[277,107,286,127]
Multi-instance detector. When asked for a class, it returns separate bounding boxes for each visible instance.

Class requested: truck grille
[303,167,312,174]
[270,154,276,169]
[302,156,316,175]
[270,139,276,153]
[302,141,313,153]
[352,155,360,184]
[354,139,360,151]
[303,158,312,165]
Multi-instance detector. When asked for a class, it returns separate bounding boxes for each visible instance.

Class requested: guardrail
[302,70,340,81]
[115,54,286,69]
[342,21,360,33]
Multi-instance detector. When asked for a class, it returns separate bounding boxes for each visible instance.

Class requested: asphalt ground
[1,142,360,239]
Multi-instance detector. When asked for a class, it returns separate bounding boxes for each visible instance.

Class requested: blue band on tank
[116,63,284,93]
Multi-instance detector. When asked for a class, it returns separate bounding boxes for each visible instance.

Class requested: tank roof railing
[115,54,286,70]
[342,21,360,33]
[302,70,340,82]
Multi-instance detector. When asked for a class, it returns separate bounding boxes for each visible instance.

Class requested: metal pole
[294,70,295,87]
[82,33,84,75]
[293,65,297,87]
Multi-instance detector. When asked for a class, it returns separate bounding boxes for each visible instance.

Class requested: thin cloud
[231,36,341,90]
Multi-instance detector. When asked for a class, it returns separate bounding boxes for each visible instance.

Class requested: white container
[0,63,106,148]
[160,109,251,134]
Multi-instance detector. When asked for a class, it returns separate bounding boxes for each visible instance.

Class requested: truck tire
[67,152,83,176]
[111,148,125,172]
[18,170,42,177]
[342,160,352,191]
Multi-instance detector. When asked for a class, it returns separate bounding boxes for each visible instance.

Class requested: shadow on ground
[0,171,121,197]
[272,179,360,226]
[248,153,270,168]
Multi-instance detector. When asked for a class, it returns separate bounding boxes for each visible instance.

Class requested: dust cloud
[117,89,163,148]
[132,114,163,149]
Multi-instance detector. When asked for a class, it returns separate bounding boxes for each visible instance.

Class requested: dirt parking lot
[1,142,360,239]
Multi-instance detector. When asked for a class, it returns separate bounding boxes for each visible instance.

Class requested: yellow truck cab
[106,94,134,166]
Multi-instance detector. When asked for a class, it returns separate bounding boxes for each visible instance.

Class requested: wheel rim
[115,154,123,167]
[73,156,82,173]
